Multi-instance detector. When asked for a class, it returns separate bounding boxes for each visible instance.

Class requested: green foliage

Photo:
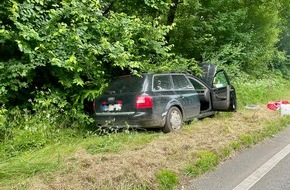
[1,0,290,188]
[1,0,290,112]
[271,50,290,78]
[0,91,92,159]
[185,151,219,177]
[170,0,285,77]
[156,169,179,190]
[0,107,7,142]
[1,0,188,107]
[232,75,290,107]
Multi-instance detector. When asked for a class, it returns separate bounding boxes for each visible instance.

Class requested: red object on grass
[267,100,289,111]
[281,100,289,104]
[267,103,279,110]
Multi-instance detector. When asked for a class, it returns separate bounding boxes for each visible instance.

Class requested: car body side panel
[174,90,200,120]
[151,90,179,127]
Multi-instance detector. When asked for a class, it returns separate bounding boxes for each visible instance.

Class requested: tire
[233,101,237,111]
[162,106,183,133]
[230,101,237,111]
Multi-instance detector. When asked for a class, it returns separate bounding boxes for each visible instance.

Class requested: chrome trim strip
[95,112,135,116]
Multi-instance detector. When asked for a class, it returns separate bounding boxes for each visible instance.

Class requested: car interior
[188,78,212,112]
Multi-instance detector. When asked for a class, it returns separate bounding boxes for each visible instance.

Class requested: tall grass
[233,76,290,107]
[0,107,84,160]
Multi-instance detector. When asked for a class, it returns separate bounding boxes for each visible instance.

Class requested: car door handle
[215,94,226,100]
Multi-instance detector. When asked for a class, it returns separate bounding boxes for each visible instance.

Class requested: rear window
[105,75,144,94]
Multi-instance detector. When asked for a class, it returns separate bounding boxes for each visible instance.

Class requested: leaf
[73,75,84,87]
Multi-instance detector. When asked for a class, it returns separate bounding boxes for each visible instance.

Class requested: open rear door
[211,70,237,111]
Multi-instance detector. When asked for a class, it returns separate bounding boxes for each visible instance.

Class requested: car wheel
[163,106,183,133]
[231,101,237,111]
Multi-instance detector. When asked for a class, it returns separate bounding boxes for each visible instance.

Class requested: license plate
[108,104,115,111]
[102,104,122,112]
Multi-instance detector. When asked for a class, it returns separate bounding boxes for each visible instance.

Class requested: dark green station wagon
[93,64,237,132]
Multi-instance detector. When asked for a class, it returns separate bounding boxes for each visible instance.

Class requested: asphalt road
[186,125,290,190]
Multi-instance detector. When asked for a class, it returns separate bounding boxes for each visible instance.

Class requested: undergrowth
[233,75,290,107]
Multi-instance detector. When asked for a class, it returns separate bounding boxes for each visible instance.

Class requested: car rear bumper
[94,111,165,128]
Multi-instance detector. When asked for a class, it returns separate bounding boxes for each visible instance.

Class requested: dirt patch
[26,106,283,190]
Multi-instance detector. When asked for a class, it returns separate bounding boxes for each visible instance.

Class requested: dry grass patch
[16,106,289,190]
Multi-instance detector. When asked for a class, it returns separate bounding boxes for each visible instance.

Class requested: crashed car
[93,64,237,132]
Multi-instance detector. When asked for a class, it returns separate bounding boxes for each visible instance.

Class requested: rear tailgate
[94,75,149,125]
[95,93,138,113]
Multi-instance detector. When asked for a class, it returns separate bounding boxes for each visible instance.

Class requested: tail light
[135,95,153,109]
[101,101,107,111]
[115,100,122,111]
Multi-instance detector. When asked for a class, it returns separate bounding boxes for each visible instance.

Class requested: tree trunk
[165,0,179,43]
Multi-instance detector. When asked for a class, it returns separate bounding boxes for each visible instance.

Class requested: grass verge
[1,109,288,190]
[0,131,159,189]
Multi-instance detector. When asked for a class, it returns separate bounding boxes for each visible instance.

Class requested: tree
[0,0,197,109]
[169,0,283,76]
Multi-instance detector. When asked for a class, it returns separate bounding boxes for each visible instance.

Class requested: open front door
[211,70,237,111]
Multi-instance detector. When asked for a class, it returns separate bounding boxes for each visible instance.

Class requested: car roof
[113,64,217,87]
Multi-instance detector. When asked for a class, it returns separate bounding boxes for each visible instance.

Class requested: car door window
[172,75,193,90]
[188,78,205,90]
[153,75,173,90]
[213,71,229,88]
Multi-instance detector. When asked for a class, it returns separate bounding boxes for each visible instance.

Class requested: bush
[0,106,7,143]
[0,89,94,159]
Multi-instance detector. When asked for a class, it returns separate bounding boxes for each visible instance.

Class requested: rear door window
[172,75,193,90]
[153,75,173,91]
[188,78,205,90]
